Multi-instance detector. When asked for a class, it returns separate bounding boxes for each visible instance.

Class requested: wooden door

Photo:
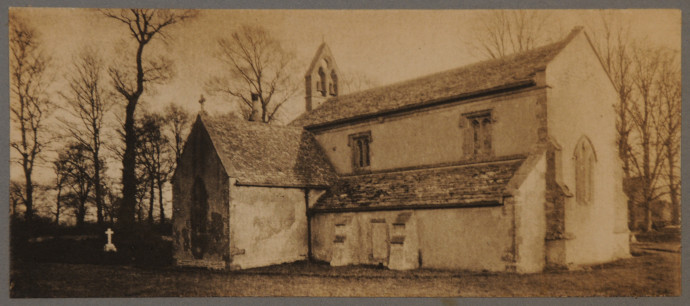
[371,221,388,262]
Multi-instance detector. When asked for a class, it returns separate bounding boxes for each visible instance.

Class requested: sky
[8,8,681,220]
[13,9,681,119]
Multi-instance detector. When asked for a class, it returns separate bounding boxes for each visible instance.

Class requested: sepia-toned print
[9,8,680,297]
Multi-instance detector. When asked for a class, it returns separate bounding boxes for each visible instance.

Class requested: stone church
[172,27,630,273]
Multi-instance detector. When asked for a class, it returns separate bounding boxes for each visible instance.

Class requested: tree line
[12,9,676,234]
[10,9,382,233]
[10,10,197,229]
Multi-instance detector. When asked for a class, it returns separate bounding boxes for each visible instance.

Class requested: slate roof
[311,157,526,211]
[291,28,582,128]
[199,114,336,187]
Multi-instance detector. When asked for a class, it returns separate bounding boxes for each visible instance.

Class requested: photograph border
[1,1,688,305]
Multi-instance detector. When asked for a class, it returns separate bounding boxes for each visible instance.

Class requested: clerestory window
[463,111,493,158]
[349,131,372,172]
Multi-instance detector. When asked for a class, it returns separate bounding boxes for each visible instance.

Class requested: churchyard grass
[10,242,680,297]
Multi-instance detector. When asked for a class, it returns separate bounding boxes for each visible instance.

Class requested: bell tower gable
[305,43,340,112]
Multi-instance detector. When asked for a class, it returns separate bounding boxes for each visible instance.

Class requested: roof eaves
[234,181,330,189]
[308,200,504,214]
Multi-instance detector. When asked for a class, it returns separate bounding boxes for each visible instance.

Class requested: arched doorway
[191,177,209,259]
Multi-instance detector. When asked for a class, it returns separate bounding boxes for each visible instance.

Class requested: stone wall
[513,152,547,273]
[545,31,630,266]
[172,121,230,268]
[228,185,309,269]
[311,210,420,270]
[311,205,516,272]
[311,90,542,175]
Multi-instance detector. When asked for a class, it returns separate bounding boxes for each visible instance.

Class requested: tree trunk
[12,199,17,218]
[120,102,138,225]
[77,199,87,229]
[149,178,156,225]
[644,204,653,232]
[148,176,155,225]
[24,170,33,226]
[667,150,680,225]
[55,188,62,225]
[119,41,146,226]
[158,179,165,224]
[93,145,104,225]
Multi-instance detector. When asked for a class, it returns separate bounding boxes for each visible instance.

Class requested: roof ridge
[291,27,583,127]
[288,27,583,126]
[311,28,579,106]
[203,112,306,131]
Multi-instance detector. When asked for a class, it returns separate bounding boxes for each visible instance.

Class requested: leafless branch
[205,24,298,124]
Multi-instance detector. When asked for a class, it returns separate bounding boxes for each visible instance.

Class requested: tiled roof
[291,28,581,128]
[311,158,526,211]
[199,114,336,187]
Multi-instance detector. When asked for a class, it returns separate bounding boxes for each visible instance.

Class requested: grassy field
[10,243,680,298]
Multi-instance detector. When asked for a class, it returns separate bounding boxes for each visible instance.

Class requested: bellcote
[305,43,340,112]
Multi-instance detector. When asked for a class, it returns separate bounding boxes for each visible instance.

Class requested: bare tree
[101,177,121,224]
[60,47,113,225]
[163,103,191,166]
[10,180,24,218]
[587,12,635,179]
[102,9,196,225]
[340,70,380,94]
[9,13,53,226]
[108,109,151,224]
[59,142,96,228]
[137,113,173,224]
[469,10,559,59]
[627,46,668,232]
[30,184,53,222]
[51,157,71,225]
[656,51,681,225]
[206,24,298,123]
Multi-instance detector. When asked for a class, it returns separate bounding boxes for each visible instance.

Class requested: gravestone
[104,228,117,252]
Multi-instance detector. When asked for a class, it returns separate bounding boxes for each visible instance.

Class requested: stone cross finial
[199,94,206,113]
[104,228,117,252]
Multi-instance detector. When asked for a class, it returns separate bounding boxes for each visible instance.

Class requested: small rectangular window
[463,110,493,158]
[349,131,372,172]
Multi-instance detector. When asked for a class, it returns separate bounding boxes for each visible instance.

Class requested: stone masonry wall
[312,90,542,175]
[172,122,230,269]
[546,31,630,265]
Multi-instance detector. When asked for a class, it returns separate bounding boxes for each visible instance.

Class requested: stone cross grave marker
[104,228,117,252]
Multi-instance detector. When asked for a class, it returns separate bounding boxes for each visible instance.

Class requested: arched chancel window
[574,137,596,204]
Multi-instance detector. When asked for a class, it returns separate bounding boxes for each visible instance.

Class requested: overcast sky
[9,8,681,188]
